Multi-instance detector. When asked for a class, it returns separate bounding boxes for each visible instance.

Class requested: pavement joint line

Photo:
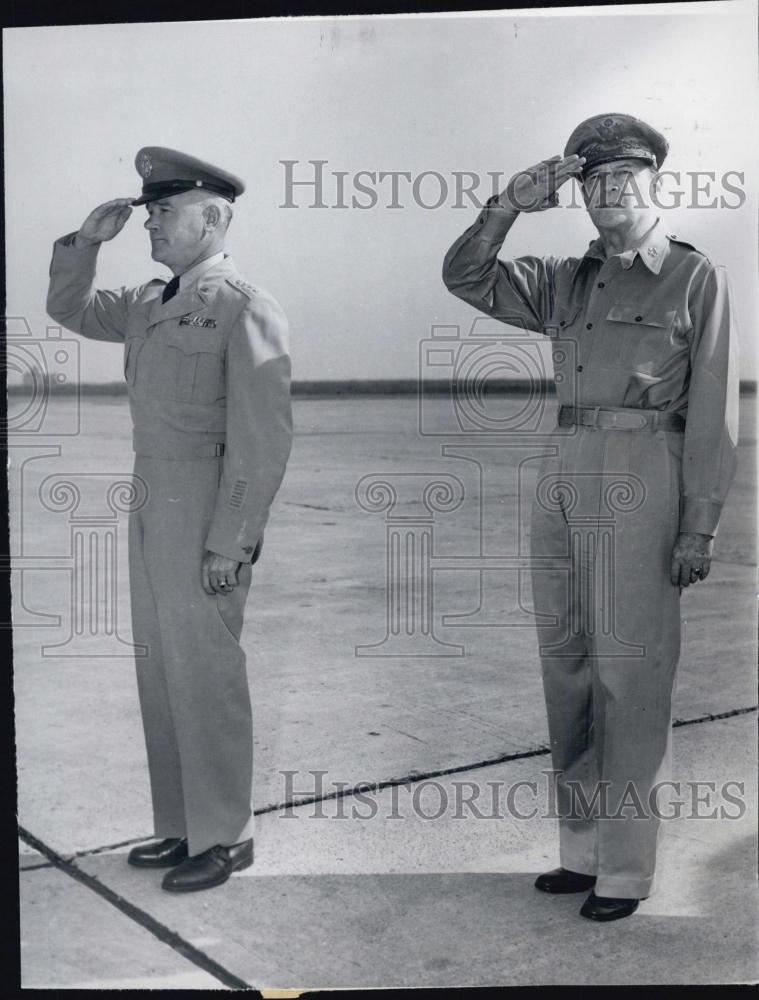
[70,834,158,860]
[252,704,758,818]
[671,705,757,727]
[283,501,344,512]
[29,704,756,862]
[17,826,254,992]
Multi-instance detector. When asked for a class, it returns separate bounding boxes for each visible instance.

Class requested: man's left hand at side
[201,550,242,595]
[670,531,714,588]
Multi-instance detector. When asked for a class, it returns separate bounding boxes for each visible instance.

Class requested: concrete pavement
[14,394,758,988]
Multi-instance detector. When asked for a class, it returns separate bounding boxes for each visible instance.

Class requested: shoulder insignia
[226,276,260,299]
[667,233,715,264]
[667,234,706,255]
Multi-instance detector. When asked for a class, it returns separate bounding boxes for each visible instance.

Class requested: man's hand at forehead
[74,198,135,249]
[498,154,586,214]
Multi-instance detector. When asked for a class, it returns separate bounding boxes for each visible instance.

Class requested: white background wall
[5,2,758,383]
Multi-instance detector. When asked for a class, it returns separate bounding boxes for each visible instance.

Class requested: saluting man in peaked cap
[47,147,293,892]
[443,114,738,921]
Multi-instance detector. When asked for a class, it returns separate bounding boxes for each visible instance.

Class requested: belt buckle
[588,406,601,429]
[616,410,648,430]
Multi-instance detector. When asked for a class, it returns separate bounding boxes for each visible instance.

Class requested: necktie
[162,276,180,304]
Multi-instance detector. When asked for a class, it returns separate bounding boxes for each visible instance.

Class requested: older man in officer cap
[443,114,738,920]
[47,147,293,892]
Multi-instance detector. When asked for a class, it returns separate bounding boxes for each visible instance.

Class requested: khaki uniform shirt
[442,207,739,536]
[47,236,293,562]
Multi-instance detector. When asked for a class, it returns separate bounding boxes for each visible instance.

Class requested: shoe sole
[535,881,597,894]
[580,904,639,922]
[127,856,188,869]
[161,852,253,892]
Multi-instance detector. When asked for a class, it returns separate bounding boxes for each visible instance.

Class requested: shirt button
[559,320,566,327]
[586,323,593,329]
[635,315,643,322]
[576,365,584,372]
[597,282,605,288]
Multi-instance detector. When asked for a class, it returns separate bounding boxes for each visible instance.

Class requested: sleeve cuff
[56,231,96,249]
[680,498,723,535]
[474,198,520,244]
[53,233,100,258]
[204,531,263,564]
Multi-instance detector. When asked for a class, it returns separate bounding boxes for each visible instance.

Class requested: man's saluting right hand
[499,154,585,213]
[74,198,135,249]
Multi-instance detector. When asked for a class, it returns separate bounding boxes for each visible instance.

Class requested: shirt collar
[583,218,670,276]
[178,250,226,290]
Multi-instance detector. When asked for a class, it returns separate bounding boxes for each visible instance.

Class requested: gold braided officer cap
[133,146,245,206]
[564,113,669,177]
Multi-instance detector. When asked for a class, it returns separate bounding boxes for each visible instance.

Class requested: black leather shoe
[161,838,253,892]
[535,867,597,894]
[580,891,639,921]
[127,838,188,868]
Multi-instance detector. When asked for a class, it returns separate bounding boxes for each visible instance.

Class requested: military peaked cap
[564,114,669,176]
[133,147,245,205]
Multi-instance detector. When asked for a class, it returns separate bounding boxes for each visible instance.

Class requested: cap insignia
[597,119,620,141]
[137,152,152,179]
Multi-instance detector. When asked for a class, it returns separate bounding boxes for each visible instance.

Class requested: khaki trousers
[530,426,683,899]
[129,455,254,857]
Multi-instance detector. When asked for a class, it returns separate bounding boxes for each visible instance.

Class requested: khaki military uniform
[47,238,293,855]
[443,207,738,897]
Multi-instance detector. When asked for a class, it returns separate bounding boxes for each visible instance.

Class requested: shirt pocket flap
[606,304,677,328]
[166,328,222,355]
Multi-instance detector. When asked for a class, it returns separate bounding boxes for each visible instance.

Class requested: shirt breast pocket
[603,304,679,372]
[164,328,225,404]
